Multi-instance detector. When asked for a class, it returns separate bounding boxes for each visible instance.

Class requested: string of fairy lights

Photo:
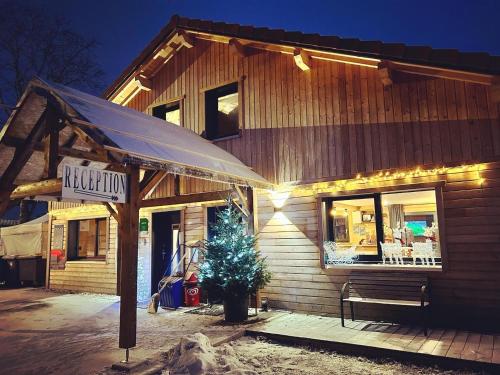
[318,163,485,192]
[269,163,486,205]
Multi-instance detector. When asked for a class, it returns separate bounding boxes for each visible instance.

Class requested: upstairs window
[152,101,181,126]
[205,82,239,140]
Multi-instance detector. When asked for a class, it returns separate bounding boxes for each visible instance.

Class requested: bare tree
[0,0,104,119]
[0,1,105,222]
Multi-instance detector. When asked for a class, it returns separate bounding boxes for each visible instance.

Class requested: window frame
[318,182,447,271]
[150,96,185,127]
[202,77,244,141]
[322,193,384,263]
[66,217,109,261]
[205,204,228,241]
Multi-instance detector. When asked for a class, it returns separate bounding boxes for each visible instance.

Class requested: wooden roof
[105,15,500,100]
[0,78,271,191]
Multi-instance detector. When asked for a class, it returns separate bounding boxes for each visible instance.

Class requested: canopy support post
[246,186,255,235]
[116,165,140,351]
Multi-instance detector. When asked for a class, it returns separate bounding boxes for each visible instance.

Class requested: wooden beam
[10,178,62,199]
[2,135,47,154]
[58,147,112,163]
[378,61,394,86]
[232,185,249,211]
[45,125,60,179]
[66,121,109,158]
[138,170,167,200]
[117,165,140,349]
[177,30,195,48]
[246,187,255,235]
[232,201,249,218]
[389,61,494,85]
[102,202,119,223]
[194,31,495,85]
[140,190,231,208]
[230,184,250,217]
[229,38,248,58]
[293,48,311,71]
[135,75,152,92]
[3,135,112,164]
[0,108,49,217]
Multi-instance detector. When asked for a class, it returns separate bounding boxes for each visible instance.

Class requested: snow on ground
[0,288,228,375]
[0,288,483,375]
[162,333,481,375]
[224,336,480,375]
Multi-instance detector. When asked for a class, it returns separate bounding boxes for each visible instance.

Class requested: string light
[271,162,486,198]
[322,163,485,192]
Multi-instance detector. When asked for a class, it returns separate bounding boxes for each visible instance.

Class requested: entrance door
[151,210,181,295]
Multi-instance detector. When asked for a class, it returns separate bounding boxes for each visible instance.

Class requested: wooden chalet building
[2,15,500,336]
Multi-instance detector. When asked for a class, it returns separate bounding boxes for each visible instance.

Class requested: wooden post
[45,124,60,179]
[245,186,259,314]
[117,165,140,349]
[246,186,255,235]
[45,214,53,289]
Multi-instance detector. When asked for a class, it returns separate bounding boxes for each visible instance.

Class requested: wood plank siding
[126,39,500,190]
[47,34,500,331]
[257,163,500,329]
[48,203,118,295]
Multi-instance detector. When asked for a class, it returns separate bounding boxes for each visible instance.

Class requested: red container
[184,272,200,307]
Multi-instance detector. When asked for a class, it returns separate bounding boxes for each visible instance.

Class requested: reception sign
[62,164,127,203]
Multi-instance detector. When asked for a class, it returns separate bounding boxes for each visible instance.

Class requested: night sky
[33,0,500,95]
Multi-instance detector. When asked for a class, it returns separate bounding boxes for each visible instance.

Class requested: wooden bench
[340,272,430,335]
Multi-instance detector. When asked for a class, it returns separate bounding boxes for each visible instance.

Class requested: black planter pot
[223,294,249,322]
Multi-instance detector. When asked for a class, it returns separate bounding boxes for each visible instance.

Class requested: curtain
[388,204,405,230]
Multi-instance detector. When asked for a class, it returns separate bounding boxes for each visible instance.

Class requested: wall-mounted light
[270,190,291,209]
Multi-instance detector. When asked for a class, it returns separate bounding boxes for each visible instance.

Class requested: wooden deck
[246,312,500,372]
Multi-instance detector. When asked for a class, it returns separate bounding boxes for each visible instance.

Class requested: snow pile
[164,333,257,375]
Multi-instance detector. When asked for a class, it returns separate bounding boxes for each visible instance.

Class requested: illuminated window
[152,101,181,126]
[322,189,442,268]
[67,218,107,260]
[205,82,239,140]
[382,190,441,263]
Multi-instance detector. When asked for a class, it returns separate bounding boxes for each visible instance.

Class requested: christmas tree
[198,201,271,301]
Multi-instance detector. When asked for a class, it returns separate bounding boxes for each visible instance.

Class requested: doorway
[151,210,181,296]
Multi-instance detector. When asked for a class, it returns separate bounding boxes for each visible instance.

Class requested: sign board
[62,164,127,203]
[139,218,149,233]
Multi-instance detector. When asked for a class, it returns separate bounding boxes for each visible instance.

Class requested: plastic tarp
[0,214,48,257]
[39,79,270,188]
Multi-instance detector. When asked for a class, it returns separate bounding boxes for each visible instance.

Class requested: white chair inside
[323,241,358,265]
[412,241,435,266]
[380,242,404,265]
